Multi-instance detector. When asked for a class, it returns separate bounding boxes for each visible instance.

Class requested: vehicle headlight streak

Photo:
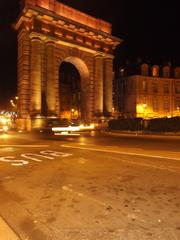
[79,123,95,130]
[3,125,8,132]
[52,125,80,132]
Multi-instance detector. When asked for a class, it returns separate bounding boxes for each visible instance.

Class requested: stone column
[30,37,42,116]
[104,57,113,116]
[45,41,57,116]
[94,55,103,116]
[17,30,31,131]
[17,30,30,119]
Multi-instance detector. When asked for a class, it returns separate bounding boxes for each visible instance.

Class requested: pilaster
[94,54,104,116]
[17,30,31,119]
[45,40,57,116]
[104,57,113,116]
[30,37,42,115]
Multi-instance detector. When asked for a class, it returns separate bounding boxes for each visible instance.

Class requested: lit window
[152,81,158,93]
[164,82,169,94]
[164,99,169,112]
[152,65,159,77]
[175,97,180,109]
[153,98,159,112]
[142,80,147,92]
[174,67,180,78]
[141,64,149,76]
[162,66,170,78]
[175,81,180,94]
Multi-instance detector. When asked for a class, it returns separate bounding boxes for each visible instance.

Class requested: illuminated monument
[16,0,121,130]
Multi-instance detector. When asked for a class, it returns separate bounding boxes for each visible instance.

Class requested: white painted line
[0,145,49,148]
[40,150,73,158]
[110,156,180,174]
[61,145,180,161]
[0,216,20,240]
[21,153,52,162]
[0,150,73,167]
[0,156,29,166]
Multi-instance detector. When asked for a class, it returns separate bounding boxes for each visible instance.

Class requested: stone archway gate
[15,0,121,130]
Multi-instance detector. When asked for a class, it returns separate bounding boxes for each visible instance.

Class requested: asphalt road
[0,131,180,240]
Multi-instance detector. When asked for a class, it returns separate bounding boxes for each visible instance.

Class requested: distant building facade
[114,63,180,118]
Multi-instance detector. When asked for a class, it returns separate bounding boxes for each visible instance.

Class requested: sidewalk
[95,121,180,137]
[0,217,20,240]
[103,129,180,139]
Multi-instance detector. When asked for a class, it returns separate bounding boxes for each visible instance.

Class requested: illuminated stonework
[16,0,121,130]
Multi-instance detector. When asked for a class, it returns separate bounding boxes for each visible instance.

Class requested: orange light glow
[24,0,112,33]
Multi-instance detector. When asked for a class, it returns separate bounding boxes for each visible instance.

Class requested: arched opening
[59,62,81,119]
[59,57,90,120]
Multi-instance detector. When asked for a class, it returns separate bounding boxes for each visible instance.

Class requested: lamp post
[71,108,75,119]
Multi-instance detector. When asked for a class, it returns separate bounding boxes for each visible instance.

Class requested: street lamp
[71,108,75,119]
[10,96,18,110]
[136,103,147,118]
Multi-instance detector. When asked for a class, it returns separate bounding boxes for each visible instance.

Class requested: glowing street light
[10,96,18,110]
[136,103,147,118]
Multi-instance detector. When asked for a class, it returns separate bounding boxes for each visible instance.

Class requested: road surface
[0,131,180,239]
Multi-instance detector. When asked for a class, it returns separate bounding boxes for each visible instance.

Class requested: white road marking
[0,150,73,167]
[61,145,180,161]
[0,216,20,240]
[12,163,25,166]
[0,147,14,152]
[0,156,29,166]
[110,155,180,174]
[40,150,72,158]
[0,145,49,148]
[21,153,54,162]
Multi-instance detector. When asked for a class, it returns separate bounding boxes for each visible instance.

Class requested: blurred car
[0,114,18,133]
[39,118,80,136]
[0,118,9,133]
[40,118,95,136]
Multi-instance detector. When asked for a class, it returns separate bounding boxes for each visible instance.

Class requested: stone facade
[16,0,121,130]
[115,64,180,119]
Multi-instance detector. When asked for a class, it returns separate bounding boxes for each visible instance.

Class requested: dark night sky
[0,0,180,108]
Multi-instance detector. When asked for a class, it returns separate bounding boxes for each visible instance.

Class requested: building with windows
[114,63,180,118]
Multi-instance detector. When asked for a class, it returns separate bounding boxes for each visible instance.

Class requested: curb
[105,130,180,137]
[0,217,20,240]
